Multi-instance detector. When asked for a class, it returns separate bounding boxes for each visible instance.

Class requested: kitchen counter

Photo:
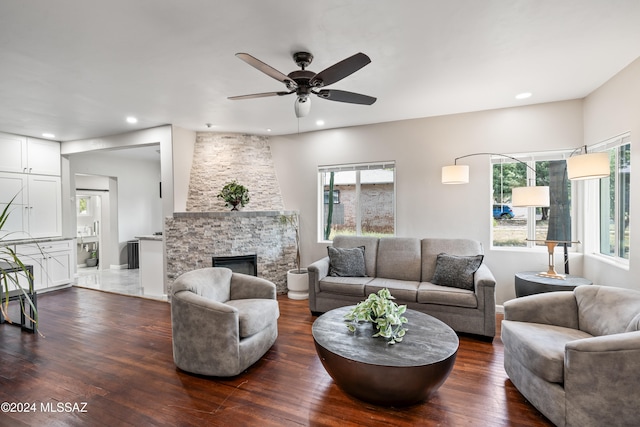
[0,236,73,248]
[136,236,164,298]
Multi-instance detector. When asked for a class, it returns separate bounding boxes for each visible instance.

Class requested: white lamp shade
[566,152,610,180]
[441,165,469,184]
[294,96,311,118]
[512,185,550,207]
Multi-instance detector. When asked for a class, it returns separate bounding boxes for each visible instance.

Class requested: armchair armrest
[564,331,640,426]
[230,273,276,300]
[503,291,579,329]
[474,264,496,291]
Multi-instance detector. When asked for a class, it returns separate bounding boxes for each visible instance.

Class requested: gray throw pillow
[328,246,366,277]
[431,253,484,291]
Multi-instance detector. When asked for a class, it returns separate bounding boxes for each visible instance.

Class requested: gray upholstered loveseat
[307,235,496,339]
[502,285,640,427]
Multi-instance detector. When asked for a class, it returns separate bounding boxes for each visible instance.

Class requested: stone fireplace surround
[165,211,297,295]
[165,132,297,295]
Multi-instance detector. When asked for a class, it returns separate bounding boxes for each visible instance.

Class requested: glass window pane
[619,143,631,259]
[492,162,527,247]
[321,164,395,241]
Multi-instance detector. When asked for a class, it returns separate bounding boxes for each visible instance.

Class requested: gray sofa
[307,235,496,339]
[171,267,279,377]
[502,285,640,427]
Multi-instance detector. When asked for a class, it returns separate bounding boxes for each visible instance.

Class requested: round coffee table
[312,306,459,406]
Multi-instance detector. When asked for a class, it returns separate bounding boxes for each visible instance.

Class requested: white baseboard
[496,304,504,314]
[110,264,129,270]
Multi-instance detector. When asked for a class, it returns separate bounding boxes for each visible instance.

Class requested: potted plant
[86,249,98,267]
[217,180,250,211]
[0,196,38,331]
[344,288,408,344]
[280,213,308,300]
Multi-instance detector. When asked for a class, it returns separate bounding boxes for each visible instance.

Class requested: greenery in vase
[344,288,408,344]
[216,180,250,210]
[0,196,38,330]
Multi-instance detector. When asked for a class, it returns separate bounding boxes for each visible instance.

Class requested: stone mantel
[173,210,297,219]
[165,210,299,295]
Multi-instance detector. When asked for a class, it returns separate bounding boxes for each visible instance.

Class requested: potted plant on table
[217,180,250,211]
[280,213,308,300]
[344,288,408,344]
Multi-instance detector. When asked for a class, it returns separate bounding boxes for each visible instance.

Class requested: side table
[515,271,592,298]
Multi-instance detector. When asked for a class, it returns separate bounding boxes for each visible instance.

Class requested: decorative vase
[287,268,309,300]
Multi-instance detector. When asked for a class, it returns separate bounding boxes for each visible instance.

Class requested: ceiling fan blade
[228,91,293,100]
[235,53,297,88]
[310,52,371,87]
[315,89,376,105]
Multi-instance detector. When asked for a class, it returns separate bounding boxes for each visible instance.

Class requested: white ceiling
[1,0,640,142]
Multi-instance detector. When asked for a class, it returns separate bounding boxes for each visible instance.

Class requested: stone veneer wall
[165,211,297,295]
[186,133,284,212]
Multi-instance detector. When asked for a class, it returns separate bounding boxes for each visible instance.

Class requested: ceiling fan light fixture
[294,96,311,118]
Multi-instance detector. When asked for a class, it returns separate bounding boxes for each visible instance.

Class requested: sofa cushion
[375,237,422,281]
[333,235,379,277]
[575,285,640,336]
[225,299,280,338]
[421,239,483,284]
[319,276,371,296]
[501,320,592,384]
[431,253,483,291]
[417,282,478,308]
[328,246,367,277]
[365,278,419,302]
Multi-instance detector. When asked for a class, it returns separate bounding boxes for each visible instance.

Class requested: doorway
[75,174,113,270]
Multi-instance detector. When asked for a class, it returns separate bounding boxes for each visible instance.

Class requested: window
[77,195,91,216]
[318,162,395,241]
[492,152,573,248]
[596,135,631,259]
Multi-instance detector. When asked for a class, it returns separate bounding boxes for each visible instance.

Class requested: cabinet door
[12,250,46,291]
[26,138,61,176]
[0,133,26,173]
[45,251,73,287]
[0,173,28,239]
[27,175,62,238]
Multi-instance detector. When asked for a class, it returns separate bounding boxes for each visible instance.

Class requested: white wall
[581,56,640,289]
[269,100,584,304]
[67,150,162,266]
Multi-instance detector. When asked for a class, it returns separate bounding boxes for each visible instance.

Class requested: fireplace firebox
[212,254,258,276]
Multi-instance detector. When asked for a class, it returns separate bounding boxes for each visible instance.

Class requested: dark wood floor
[0,287,552,426]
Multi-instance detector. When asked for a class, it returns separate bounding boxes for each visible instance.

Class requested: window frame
[317,161,396,242]
[490,150,576,250]
[588,133,631,262]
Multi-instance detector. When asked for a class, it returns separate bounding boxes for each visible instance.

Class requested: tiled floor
[75,267,166,300]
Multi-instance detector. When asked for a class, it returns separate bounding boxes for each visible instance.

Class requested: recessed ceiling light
[126,116,138,124]
[316,120,325,126]
[42,133,55,138]
[515,92,532,100]
[266,128,272,132]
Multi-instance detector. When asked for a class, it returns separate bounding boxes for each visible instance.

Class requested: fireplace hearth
[213,254,258,276]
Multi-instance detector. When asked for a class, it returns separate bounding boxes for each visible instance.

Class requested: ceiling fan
[228,51,377,118]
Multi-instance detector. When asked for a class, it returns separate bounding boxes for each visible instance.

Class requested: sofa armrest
[230,273,277,300]
[503,291,579,329]
[307,256,329,312]
[564,331,640,426]
[474,264,496,291]
[308,256,329,292]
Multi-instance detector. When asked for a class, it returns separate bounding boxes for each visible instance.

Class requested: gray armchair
[171,267,279,377]
[502,285,640,427]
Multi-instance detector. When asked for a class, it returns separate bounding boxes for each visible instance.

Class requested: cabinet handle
[29,168,32,173]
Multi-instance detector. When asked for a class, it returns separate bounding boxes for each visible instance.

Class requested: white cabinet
[0,133,27,173]
[0,173,61,239]
[15,240,73,291]
[0,133,60,176]
[26,138,61,176]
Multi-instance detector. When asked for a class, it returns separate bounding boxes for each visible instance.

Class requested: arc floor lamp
[442,147,610,279]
